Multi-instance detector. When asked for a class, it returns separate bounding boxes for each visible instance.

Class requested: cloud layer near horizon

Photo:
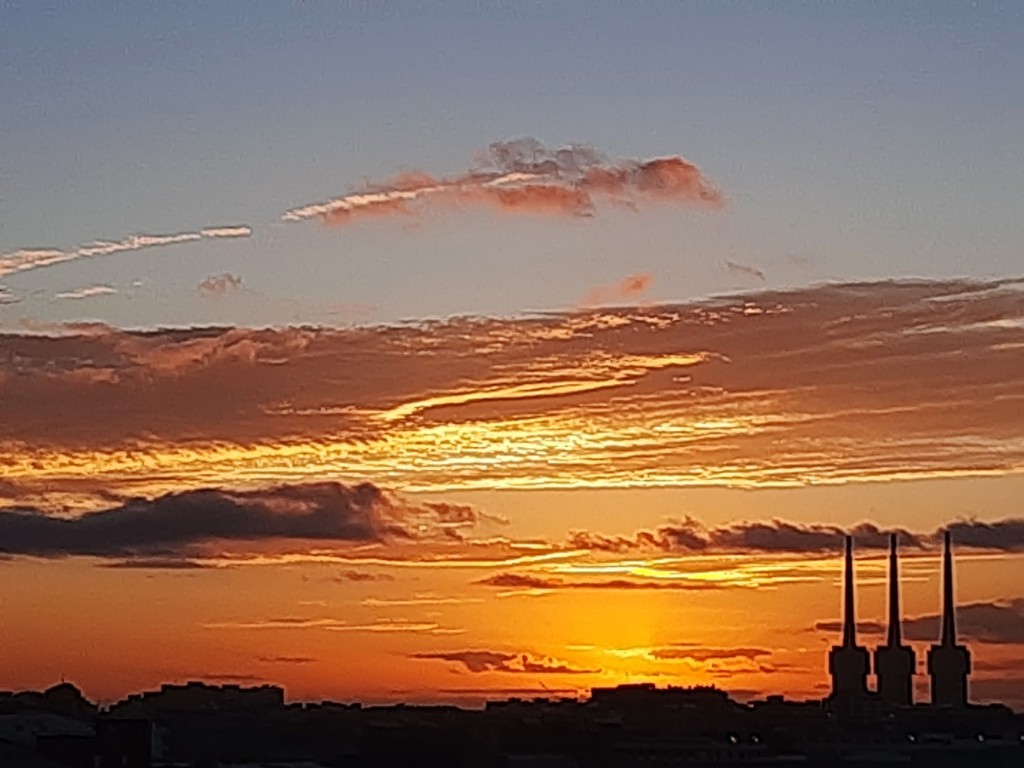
[1,277,1023,501]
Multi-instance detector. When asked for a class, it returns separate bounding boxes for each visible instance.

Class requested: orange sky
[2,278,1024,707]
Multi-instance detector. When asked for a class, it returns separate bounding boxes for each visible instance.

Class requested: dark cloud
[650,646,772,662]
[814,599,1024,645]
[903,600,1024,645]
[333,570,395,583]
[474,572,721,591]
[101,558,214,570]
[198,272,243,298]
[411,650,596,675]
[568,519,922,554]
[945,519,1024,552]
[437,687,578,697]
[724,260,766,281]
[0,481,436,559]
[813,620,887,635]
[258,656,316,665]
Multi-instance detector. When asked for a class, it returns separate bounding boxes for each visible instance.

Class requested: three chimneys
[828,530,972,709]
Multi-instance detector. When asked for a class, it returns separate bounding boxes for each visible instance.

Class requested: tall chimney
[927,528,971,707]
[828,533,869,711]
[940,529,956,646]
[842,534,856,647]
[886,533,901,647]
[875,532,915,708]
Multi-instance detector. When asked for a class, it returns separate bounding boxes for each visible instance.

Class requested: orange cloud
[283,138,724,227]
[580,272,654,307]
[1,278,1022,501]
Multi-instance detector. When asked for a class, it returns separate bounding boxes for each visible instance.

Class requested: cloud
[474,572,721,591]
[334,570,394,582]
[206,617,458,634]
[101,558,213,570]
[0,285,20,305]
[360,594,483,607]
[0,481,465,559]
[282,138,724,227]
[813,619,887,634]
[2,277,1023,499]
[258,656,316,664]
[411,650,596,674]
[580,273,654,307]
[54,284,118,301]
[814,599,1024,644]
[945,519,1024,551]
[567,519,922,554]
[0,225,251,279]
[725,260,766,281]
[437,686,579,697]
[649,646,772,662]
[198,273,243,298]
[179,673,265,683]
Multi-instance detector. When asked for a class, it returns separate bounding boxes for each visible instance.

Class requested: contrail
[0,225,252,279]
[282,138,724,226]
[55,284,118,301]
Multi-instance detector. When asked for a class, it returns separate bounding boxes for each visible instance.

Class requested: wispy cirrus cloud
[282,138,724,227]
[205,616,461,634]
[1,278,1023,499]
[54,284,118,301]
[0,226,251,279]
[0,285,19,305]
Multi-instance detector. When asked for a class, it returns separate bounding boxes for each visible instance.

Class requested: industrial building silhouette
[828,529,972,710]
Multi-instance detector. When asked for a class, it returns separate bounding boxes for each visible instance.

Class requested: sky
[1,1,1024,708]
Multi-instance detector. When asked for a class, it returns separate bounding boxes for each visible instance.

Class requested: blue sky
[2,0,1022,327]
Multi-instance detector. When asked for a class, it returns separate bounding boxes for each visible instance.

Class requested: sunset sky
[2,1,1024,709]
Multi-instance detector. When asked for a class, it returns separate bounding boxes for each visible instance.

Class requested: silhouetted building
[827,535,870,708]
[109,681,284,717]
[875,533,915,708]
[928,529,972,707]
[94,719,152,768]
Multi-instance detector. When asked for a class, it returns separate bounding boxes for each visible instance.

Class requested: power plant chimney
[927,529,971,707]
[828,535,870,710]
[874,533,915,707]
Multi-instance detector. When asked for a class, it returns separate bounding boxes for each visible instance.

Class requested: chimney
[886,533,901,647]
[940,529,956,647]
[842,534,856,647]
[875,533,915,708]
[927,528,971,707]
[828,533,869,709]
